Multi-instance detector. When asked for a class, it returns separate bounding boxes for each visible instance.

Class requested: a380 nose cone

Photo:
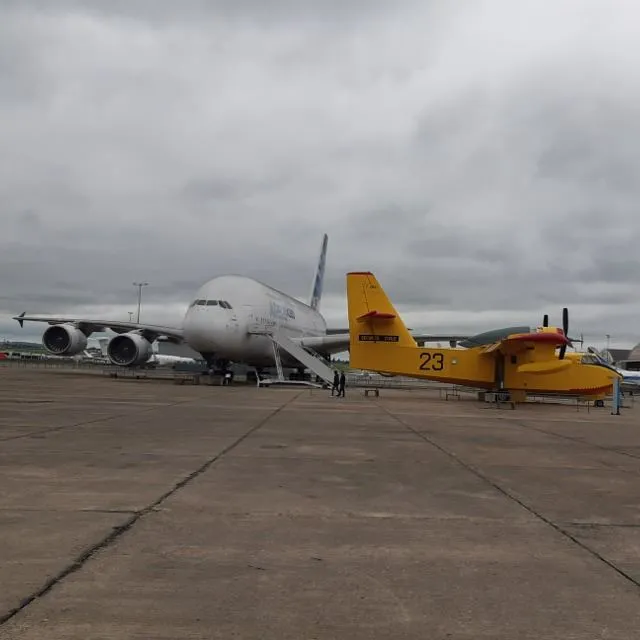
[183,305,225,353]
[182,275,250,354]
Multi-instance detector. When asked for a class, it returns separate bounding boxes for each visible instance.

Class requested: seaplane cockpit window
[206,300,218,306]
[192,299,207,306]
[219,300,233,309]
[581,355,597,364]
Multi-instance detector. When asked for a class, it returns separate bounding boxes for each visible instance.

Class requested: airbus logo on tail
[310,233,328,311]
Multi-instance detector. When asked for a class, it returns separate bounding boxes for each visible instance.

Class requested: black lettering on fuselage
[419,352,444,371]
[358,334,399,343]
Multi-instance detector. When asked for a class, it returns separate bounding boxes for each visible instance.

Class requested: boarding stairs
[248,326,335,388]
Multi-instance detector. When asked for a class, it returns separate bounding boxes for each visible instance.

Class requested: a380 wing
[13,313,184,343]
[295,332,470,353]
[294,334,350,353]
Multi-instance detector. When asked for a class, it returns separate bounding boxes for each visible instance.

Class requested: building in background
[616,344,640,371]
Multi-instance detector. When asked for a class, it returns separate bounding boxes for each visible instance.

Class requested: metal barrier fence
[0,358,103,370]
[1,360,629,408]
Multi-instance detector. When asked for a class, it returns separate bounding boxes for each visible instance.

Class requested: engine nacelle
[107,333,153,367]
[42,324,88,356]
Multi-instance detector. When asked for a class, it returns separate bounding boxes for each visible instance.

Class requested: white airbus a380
[14,234,465,379]
[13,235,353,376]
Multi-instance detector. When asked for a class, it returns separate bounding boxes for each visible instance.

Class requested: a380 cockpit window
[195,299,233,309]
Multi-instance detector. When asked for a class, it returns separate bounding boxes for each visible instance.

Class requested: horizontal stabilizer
[357,310,396,321]
[517,360,573,375]
[346,272,417,351]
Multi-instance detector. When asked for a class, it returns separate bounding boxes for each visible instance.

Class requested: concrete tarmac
[1,367,639,638]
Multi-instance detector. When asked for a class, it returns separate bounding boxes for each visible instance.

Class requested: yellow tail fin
[346,272,416,368]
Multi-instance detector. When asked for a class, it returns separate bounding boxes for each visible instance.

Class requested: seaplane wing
[477,330,574,374]
[485,330,571,354]
[13,313,184,343]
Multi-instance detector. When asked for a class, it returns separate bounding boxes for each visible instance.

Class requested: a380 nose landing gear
[201,352,232,383]
[201,352,217,372]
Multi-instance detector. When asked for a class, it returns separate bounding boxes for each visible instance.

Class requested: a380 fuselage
[182,275,327,367]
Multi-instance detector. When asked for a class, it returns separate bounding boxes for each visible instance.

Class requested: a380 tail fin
[346,272,416,368]
[309,233,328,311]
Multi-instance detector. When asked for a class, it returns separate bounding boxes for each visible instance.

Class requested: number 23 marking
[419,352,444,371]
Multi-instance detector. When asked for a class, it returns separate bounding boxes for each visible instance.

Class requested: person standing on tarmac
[331,370,340,396]
[338,371,346,397]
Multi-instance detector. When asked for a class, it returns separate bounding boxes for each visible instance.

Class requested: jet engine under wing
[13,313,184,343]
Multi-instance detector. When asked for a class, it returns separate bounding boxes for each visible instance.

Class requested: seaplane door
[494,353,505,390]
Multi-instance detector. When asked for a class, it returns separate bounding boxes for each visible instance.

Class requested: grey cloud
[180,173,292,211]
[181,178,254,204]
[575,258,640,286]
[0,0,403,27]
[7,209,43,232]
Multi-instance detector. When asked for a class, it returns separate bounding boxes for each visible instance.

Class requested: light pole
[606,334,611,354]
[133,282,149,323]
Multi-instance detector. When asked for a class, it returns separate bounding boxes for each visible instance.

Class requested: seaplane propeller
[559,307,570,359]
[541,308,572,359]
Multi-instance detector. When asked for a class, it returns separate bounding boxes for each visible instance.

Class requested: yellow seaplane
[346,271,621,404]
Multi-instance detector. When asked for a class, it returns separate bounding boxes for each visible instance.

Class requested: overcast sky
[2,0,640,349]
